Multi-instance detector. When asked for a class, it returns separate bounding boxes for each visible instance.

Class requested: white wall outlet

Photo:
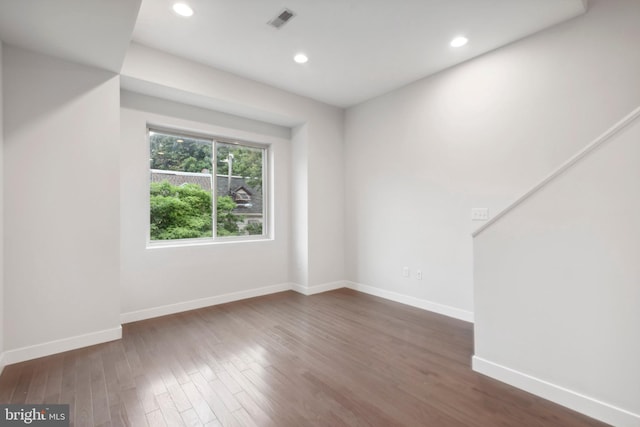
[402,267,409,277]
[471,208,489,221]
[416,270,422,280]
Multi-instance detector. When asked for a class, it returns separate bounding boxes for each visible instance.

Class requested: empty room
[0,0,638,426]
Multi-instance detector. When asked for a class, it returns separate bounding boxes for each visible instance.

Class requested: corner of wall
[290,123,309,287]
[291,281,346,296]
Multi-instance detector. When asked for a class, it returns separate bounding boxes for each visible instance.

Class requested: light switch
[471,208,489,221]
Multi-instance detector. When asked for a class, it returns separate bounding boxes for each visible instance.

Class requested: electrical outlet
[471,208,489,221]
[416,270,422,280]
[402,267,409,277]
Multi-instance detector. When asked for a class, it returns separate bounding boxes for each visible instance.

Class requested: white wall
[290,124,309,287]
[473,113,640,427]
[0,41,4,370]
[120,91,293,318]
[121,43,345,292]
[344,0,640,321]
[3,46,121,359]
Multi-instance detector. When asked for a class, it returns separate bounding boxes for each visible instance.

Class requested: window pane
[216,142,264,237]
[149,131,213,240]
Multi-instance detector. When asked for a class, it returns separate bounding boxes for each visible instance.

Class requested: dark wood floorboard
[0,289,609,426]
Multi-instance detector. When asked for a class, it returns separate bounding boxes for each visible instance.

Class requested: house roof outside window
[150,169,262,215]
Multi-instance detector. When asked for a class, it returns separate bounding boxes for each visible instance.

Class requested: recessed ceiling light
[173,3,194,17]
[294,53,308,64]
[450,36,468,48]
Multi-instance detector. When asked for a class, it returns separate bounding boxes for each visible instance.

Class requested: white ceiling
[132,0,587,107]
[0,0,586,108]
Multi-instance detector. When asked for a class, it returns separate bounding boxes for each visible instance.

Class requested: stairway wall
[473,114,640,426]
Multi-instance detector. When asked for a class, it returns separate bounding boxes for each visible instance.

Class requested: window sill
[146,236,273,250]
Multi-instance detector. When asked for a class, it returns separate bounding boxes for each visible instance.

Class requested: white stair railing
[473,106,640,237]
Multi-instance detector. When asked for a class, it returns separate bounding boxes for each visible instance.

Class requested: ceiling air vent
[268,8,296,29]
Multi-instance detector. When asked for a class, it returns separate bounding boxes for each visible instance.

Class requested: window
[233,189,251,203]
[149,128,267,243]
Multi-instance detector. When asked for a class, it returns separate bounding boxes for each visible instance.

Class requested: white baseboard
[121,282,292,324]
[2,326,122,367]
[346,281,474,323]
[472,356,640,427]
[0,281,472,369]
[291,281,346,296]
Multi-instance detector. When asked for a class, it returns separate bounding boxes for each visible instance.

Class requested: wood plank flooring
[0,289,608,426]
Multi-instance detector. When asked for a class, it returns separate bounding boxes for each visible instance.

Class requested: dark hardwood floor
[0,289,607,426]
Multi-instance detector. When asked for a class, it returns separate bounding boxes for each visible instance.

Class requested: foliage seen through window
[149,130,266,241]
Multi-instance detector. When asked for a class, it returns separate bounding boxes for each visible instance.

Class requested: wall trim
[346,281,474,323]
[291,281,346,296]
[2,282,474,367]
[472,356,640,427]
[121,280,471,324]
[2,326,122,367]
[473,106,640,237]
[121,282,292,324]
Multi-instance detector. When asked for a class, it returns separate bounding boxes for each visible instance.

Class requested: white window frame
[147,126,270,246]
